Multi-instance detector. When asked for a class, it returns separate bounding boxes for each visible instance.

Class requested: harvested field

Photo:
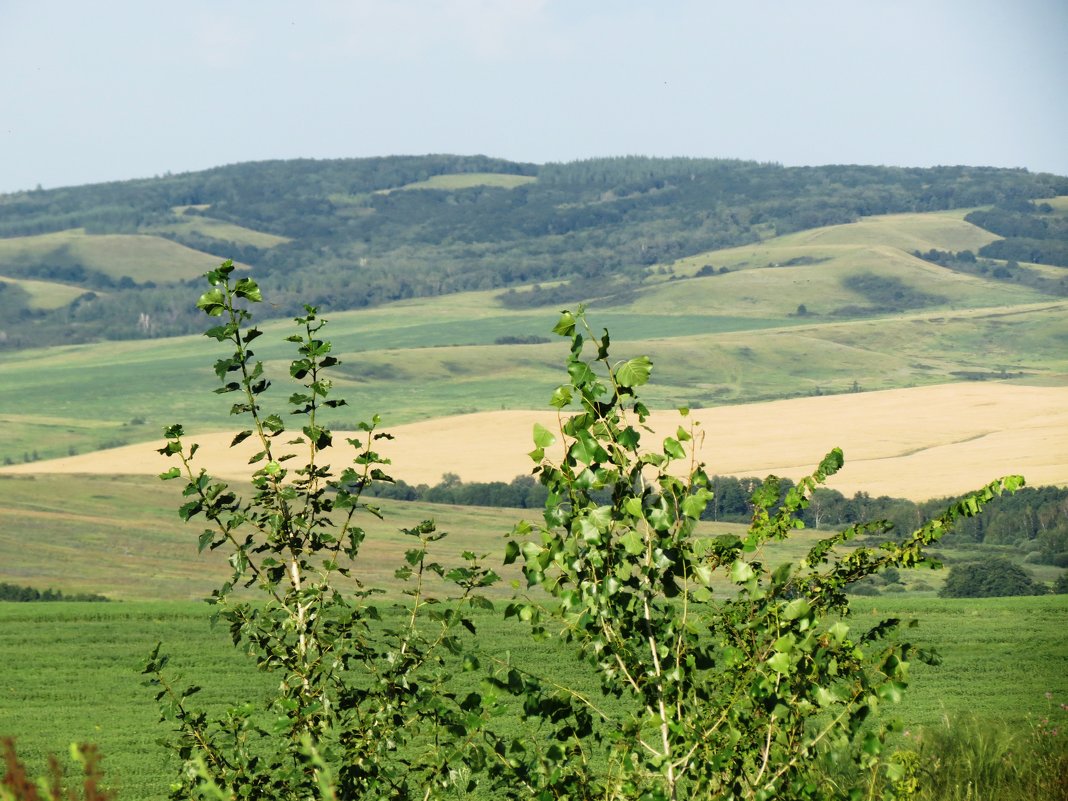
[3,382,1065,501]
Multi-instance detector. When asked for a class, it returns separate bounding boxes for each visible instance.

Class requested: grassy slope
[145,207,291,248]
[0,228,232,282]
[383,172,538,191]
[0,200,1065,798]
[1,207,1066,464]
[0,274,89,310]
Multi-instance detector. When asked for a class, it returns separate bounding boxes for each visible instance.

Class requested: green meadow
[0,595,1064,801]
[149,206,292,248]
[0,228,230,283]
[382,171,538,192]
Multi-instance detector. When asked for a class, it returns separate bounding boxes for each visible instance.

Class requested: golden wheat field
[3,382,1064,501]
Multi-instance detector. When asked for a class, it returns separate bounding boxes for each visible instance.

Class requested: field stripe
[2,382,1064,501]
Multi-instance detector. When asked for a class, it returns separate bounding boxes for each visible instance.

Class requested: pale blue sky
[1,0,1065,194]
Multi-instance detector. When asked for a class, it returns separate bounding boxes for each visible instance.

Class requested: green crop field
[0,595,1064,801]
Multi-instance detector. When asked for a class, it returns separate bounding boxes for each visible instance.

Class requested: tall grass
[898,698,1068,800]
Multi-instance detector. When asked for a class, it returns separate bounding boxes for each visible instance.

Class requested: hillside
[1,202,1067,468]
[1,156,1066,348]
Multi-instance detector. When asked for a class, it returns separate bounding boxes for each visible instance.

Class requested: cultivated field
[0,596,1064,801]
[3,382,1066,502]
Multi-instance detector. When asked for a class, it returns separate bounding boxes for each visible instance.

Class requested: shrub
[152,262,1024,800]
[939,557,1048,597]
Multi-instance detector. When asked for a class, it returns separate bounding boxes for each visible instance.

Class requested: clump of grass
[900,695,1068,801]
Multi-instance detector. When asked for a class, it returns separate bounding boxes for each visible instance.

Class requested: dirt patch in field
[2,383,1065,501]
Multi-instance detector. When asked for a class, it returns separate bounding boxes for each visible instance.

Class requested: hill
[1,156,1066,348]
[1,202,1066,467]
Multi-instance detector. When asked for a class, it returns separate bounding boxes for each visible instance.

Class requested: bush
[939,557,1047,598]
[150,262,1024,801]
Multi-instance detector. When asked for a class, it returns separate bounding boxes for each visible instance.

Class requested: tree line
[366,471,1067,558]
[0,581,109,602]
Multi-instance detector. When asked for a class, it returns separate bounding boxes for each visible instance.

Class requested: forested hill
[1,155,1066,349]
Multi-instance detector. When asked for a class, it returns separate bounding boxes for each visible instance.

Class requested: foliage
[913,246,1068,297]
[0,739,112,801]
[150,262,501,800]
[938,557,1048,598]
[499,307,1023,800]
[967,202,1068,268]
[151,267,1025,800]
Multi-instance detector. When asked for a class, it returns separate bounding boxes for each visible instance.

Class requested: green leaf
[552,311,576,337]
[615,356,652,388]
[233,277,262,302]
[731,559,755,583]
[231,430,253,447]
[619,530,644,556]
[681,493,708,519]
[549,385,573,409]
[195,288,226,317]
[663,437,686,460]
[532,423,556,449]
[767,651,792,674]
[783,598,811,620]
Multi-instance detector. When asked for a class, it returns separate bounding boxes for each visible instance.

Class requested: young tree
[152,268,1023,800]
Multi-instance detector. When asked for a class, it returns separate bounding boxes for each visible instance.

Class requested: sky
[1,0,1066,194]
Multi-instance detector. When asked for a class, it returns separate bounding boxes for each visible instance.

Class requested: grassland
[0,274,89,310]
[380,172,538,192]
[147,207,291,248]
[0,228,232,282]
[1,207,1065,476]
[0,595,1063,801]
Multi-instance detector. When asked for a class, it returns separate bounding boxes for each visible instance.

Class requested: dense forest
[1,155,1066,349]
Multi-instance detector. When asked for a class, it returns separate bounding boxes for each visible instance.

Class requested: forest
[1,156,1067,349]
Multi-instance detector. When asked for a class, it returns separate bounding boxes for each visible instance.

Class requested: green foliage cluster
[144,264,1026,800]
[967,201,1068,268]
[0,583,109,603]
[913,246,1068,296]
[939,557,1048,598]
[2,156,1066,349]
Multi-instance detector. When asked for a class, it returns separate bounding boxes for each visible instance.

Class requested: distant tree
[796,303,808,316]
[939,557,1047,598]
[1054,572,1068,594]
